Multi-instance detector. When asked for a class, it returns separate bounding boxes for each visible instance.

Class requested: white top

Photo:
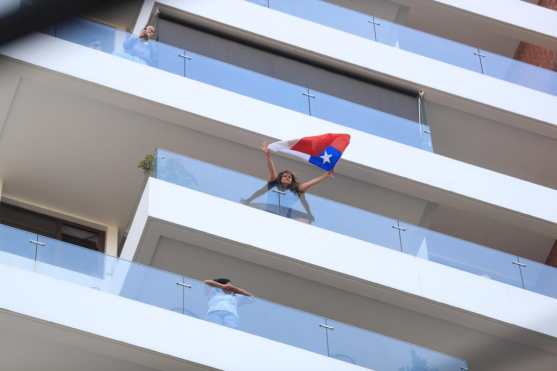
[207,288,254,317]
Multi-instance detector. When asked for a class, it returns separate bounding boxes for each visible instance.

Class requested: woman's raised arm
[262,142,277,182]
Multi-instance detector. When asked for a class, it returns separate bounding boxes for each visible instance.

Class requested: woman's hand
[261,142,270,156]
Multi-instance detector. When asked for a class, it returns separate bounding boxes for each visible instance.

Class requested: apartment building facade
[1,0,557,370]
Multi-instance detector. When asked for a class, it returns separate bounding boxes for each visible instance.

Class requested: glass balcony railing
[46,18,432,152]
[248,0,557,97]
[0,222,468,370]
[156,148,557,301]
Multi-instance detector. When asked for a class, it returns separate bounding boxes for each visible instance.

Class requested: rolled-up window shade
[157,18,419,122]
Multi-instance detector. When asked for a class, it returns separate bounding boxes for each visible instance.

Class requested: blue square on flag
[309,146,341,171]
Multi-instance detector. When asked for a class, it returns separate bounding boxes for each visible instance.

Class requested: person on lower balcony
[122,25,158,66]
[241,142,333,223]
[204,278,254,329]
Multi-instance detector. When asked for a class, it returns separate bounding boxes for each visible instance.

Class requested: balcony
[0,222,468,371]
[39,16,557,192]
[121,167,557,370]
[150,148,557,301]
[246,0,557,97]
[47,18,432,152]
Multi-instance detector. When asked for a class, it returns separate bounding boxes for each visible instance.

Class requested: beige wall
[325,0,403,20]
[105,225,119,257]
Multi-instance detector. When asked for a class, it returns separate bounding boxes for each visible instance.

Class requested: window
[0,203,105,252]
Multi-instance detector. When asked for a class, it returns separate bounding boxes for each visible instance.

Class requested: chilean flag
[268,133,350,171]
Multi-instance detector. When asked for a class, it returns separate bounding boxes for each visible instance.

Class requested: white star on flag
[320,151,332,164]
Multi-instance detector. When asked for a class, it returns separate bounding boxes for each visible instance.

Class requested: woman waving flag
[241,133,350,223]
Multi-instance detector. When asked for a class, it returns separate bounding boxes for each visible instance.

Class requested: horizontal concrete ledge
[149,0,557,139]
[1,33,557,238]
[122,178,557,357]
[0,262,369,371]
[392,0,557,50]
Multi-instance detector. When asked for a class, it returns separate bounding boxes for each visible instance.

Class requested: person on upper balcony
[122,25,158,67]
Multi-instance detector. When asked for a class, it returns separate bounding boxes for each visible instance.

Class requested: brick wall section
[539,0,557,10]
[513,0,557,71]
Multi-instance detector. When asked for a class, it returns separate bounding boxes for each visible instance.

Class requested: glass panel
[0,223,36,271]
[399,222,523,288]
[54,18,118,53]
[155,149,402,251]
[240,297,327,355]
[176,276,207,319]
[50,18,435,149]
[264,185,310,220]
[327,319,468,371]
[519,257,557,299]
[36,235,105,279]
[183,278,328,355]
[257,0,557,96]
[150,43,185,76]
[310,90,430,150]
[186,51,309,114]
[482,51,557,96]
[258,0,482,74]
[305,193,401,250]
[269,0,372,39]
[375,20,483,73]
[119,261,184,312]
[156,148,261,200]
[248,0,270,6]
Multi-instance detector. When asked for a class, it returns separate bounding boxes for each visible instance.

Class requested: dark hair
[214,278,231,285]
[274,170,300,194]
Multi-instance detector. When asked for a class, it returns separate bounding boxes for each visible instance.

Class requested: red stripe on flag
[330,134,350,152]
[290,133,351,156]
